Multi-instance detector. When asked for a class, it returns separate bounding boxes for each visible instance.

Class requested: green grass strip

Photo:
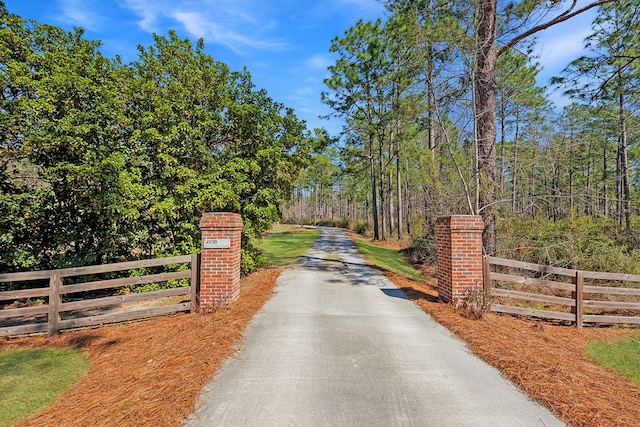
[255,226,321,266]
[586,335,640,384]
[0,347,90,426]
[354,239,424,281]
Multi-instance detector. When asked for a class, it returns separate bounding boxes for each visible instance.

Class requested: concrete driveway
[185,228,564,426]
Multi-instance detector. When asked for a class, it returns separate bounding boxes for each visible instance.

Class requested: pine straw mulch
[1,267,283,427]
[383,266,640,427]
[3,258,640,427]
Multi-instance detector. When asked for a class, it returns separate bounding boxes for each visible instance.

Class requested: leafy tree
[1,7,139,269]
[0,5,310,275]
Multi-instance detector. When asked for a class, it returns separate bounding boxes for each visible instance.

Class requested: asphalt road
[184,227,564,426]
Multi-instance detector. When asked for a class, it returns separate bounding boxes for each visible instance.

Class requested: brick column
[198,212,243,311]
[436,215,484,303]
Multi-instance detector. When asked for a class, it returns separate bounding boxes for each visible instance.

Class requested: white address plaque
[204,238,231,249]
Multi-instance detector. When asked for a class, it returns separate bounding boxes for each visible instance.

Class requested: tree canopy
[296,0,640,258]
[0,3,312,274]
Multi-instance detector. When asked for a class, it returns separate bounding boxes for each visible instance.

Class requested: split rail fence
[0,254,200,337]
[484,256,640,328]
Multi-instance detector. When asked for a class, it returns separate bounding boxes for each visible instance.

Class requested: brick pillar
[436,215,484,303]
[198,212,243,311]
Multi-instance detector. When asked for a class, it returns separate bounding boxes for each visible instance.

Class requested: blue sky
[4,1,595,136]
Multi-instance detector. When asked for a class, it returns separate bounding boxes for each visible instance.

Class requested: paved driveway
[185,228,564,426]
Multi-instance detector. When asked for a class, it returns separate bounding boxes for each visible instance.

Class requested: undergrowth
[497,216,640,274]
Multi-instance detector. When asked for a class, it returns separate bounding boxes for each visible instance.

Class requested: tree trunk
[405,158,411,236]
[511,111,520,213]
[616,135,622,226]
[475,0,498,254]
[602,143,608,218]
[569,137,574,213]
[388,170,394,238]
[378,137,387,241]
[499,99,506,196]
[369,133,379,240]
[314,181,319,225]
[427,42,436,151]
[585,140,593,216]
[396,137,403,240]
[619,82,631,233]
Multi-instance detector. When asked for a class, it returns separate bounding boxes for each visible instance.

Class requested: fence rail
[484,256,640,328]
[0,254,200,337]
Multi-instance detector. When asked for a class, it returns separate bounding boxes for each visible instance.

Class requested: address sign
[204,238,231,249]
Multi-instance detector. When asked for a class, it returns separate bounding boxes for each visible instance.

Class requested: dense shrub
[351,220,370,236]
[403,237,437,265]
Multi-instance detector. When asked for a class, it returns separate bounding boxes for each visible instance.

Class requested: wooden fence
[0,254,200,337]
[484,256,640,328]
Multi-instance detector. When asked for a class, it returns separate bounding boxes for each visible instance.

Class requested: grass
[354,239,425,281]
[255,225,321,266]
[267,223,302,234]
[586,335,640,384]
[0,347,90,426]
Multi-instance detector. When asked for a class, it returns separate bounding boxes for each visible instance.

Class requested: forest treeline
[0,3,316,274]
[283,0,640,268]
[3,0,640,276]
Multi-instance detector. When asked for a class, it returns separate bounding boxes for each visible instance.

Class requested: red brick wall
[435,215,484,302]
[198,212,243,311]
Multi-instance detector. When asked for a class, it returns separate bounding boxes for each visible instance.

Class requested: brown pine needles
[2,268,283,427]
[3,264,640,427]
[387,267,640,427]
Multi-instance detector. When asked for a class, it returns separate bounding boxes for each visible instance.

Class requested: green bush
[350,219,370,236]
[405,237,437,265]
[241,245,269,276]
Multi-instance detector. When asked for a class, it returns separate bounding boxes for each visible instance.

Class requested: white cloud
[58,0,104,31]
[292,86,316,98]
[119,0,287,54]
[533,8,597,76]
[536,28,591,73]
[172,11,286,53]
[119,0,163,32]
[304,54,333,71]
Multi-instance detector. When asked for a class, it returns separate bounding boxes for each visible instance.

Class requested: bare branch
[497,0,617,57]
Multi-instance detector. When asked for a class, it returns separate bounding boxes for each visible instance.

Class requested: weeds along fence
[0,254,200,338]
[484,256,640,328]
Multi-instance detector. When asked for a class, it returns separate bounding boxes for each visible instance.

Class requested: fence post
[190,253,200,313]
[435,215,485,303]
[198,212,243,311]
[573,270,584,329]
[47,272,62,337]
[482,255,491,307]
